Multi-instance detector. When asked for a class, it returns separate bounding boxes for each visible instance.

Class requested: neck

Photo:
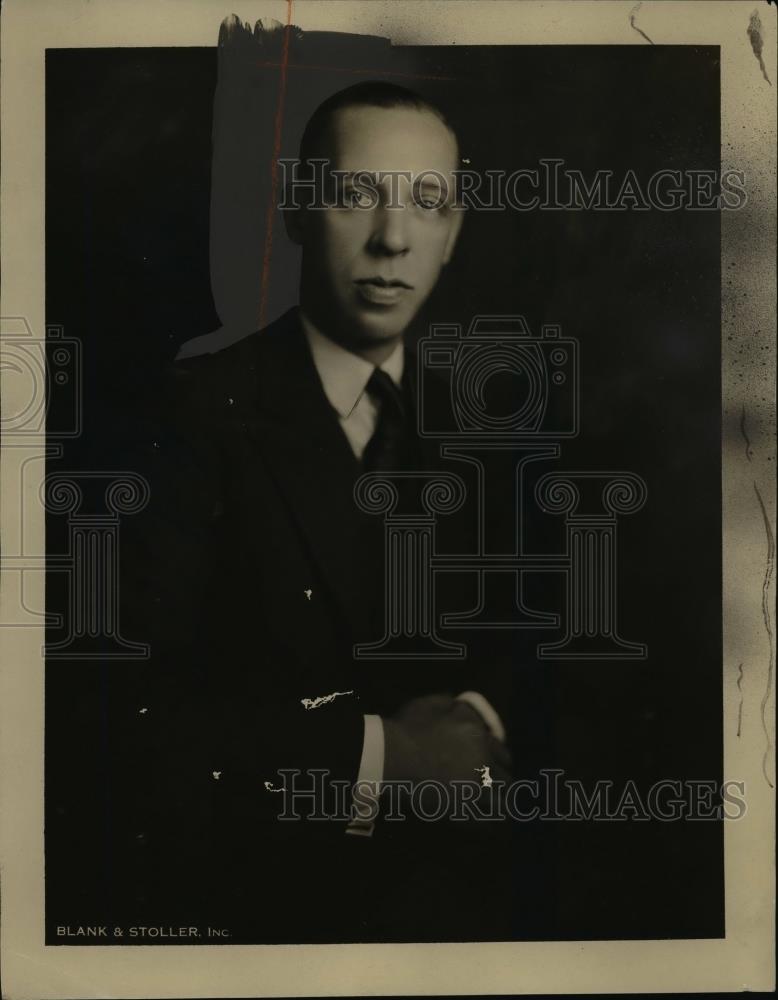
[349,339,402,367]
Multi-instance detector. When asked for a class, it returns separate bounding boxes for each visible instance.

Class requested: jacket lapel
[405,345,450,474]
[239,309,383,642]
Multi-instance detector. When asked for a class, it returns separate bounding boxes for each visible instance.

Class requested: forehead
[327,105,458,175]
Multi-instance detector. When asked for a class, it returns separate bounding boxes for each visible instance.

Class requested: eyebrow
[335,172,452,202]
[336,173,447,187]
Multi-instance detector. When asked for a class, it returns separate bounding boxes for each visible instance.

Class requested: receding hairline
[299,83,459,164]
[328,103,457,155]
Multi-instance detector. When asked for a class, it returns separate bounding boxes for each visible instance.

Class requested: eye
[349,188,374,209]
[413,186,446,211]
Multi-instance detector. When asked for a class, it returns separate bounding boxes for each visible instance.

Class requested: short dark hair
[298,80,458,166]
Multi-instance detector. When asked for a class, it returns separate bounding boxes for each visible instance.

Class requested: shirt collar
[300,311,405,419]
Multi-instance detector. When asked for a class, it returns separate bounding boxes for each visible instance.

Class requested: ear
[282,204,305,246]
[442,206,464,265]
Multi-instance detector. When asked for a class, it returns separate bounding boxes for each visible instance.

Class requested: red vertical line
[259,0,294,332]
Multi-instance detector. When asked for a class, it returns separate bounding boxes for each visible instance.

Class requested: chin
[348,308,414,344]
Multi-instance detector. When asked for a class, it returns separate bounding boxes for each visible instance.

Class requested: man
[125,82,519,943]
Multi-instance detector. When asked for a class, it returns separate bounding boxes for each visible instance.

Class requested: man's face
[290,104,463,351]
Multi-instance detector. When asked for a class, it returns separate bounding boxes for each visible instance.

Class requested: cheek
[414,224,453,281]
[320,214,369,271]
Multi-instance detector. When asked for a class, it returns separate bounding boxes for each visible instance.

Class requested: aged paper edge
[1,0,775,996]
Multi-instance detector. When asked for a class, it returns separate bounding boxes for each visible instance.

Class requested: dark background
[45,42,722,941]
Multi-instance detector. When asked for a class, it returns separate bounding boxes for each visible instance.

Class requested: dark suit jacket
[121,306,527,942]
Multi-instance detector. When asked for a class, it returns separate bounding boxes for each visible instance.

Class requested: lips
[355,277,413,289]
[354,276,413,306]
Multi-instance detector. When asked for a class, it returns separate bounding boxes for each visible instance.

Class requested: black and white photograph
[0,1,775,996]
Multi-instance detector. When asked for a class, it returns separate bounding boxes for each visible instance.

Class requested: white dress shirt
[302,312,404,460]
[300,312,505,836]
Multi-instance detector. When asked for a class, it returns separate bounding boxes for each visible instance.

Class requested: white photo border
[1,1,775,996]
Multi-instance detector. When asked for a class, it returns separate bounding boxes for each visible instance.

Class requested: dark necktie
[361,367,408,472]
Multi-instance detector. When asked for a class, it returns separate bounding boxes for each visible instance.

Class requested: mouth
[354,277,413,306]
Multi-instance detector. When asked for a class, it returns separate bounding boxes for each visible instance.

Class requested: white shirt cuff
[345,714,384,838]
[456,690,507,743]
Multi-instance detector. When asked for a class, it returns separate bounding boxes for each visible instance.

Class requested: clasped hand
[383,693,512,787]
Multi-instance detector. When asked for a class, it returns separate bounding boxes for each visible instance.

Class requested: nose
[368,205,410,257]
